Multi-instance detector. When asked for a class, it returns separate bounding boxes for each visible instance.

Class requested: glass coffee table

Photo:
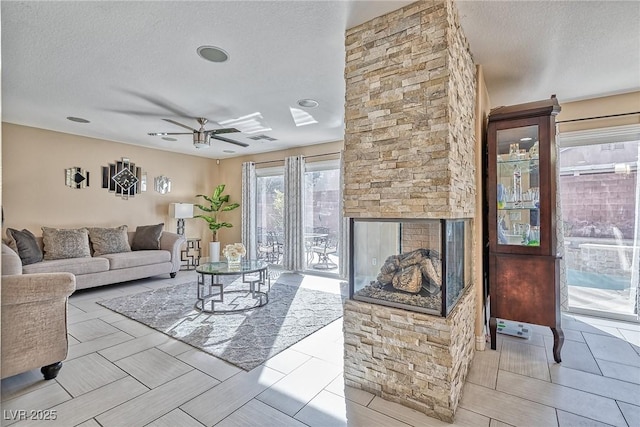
[195,260,270,314]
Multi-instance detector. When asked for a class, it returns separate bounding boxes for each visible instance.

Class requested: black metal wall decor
[101,157,142,199]
[65,167,90,189]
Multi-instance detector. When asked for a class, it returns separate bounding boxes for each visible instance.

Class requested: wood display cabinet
[487,96,564,363]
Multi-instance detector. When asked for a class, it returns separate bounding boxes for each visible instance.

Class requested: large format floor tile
[550,364,640,406]
[55,353,127,397]
[114,347,193,388]
[459,382,558,427]
[496,370,626,426]
[2,272,638,427]
[256,357,342,416]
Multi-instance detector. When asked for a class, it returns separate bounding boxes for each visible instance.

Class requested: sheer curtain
[283,155,305,271]
[241,162,257,260]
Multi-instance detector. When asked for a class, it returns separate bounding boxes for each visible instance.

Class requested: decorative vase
[209,241,220,262]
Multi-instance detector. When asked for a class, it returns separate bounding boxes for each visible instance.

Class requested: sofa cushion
[5,228,43,265]
[2,243,24,275]
[101,250,171,270]
[88,225,131,256]
[23,256,109,276]
[42,227,91,260]
[132,223,164,250]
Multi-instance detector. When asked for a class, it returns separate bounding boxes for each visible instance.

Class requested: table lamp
[169,203,194,235]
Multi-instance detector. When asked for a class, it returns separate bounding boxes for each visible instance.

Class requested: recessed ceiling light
[67,116,90,123]
[161,137,177,142]
[197,45,229,63]
[223,150,235,153]
[297,99,319,108]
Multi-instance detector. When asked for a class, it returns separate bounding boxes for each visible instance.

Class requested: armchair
[1,267,76,380]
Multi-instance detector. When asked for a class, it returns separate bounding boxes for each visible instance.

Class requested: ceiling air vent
[248,134,277,141]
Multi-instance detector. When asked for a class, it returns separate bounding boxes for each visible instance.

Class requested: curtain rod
[253,151,341,166]
[556,111,640,124]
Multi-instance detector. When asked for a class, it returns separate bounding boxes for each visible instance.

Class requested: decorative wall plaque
[154,175,171,194]
[101,157,142,199]
[65,167,89,189]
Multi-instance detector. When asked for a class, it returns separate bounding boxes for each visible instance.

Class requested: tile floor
[1,270,639,426]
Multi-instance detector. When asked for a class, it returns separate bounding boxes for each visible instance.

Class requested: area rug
[98,274,345,370]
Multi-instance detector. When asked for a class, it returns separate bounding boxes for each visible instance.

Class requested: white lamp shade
[170,203,194,219]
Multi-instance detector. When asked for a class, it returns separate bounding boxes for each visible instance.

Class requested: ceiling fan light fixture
[197,45,229,63]
[193,131,211,149]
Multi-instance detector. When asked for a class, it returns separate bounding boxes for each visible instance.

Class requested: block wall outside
[343,286,476,422]
[343,0,476,220]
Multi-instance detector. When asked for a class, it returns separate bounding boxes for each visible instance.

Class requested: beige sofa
[1,265,76,379]
[2,230,185,290]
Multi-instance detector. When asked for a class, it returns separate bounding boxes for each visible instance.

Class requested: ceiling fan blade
[206,127,239,135]
[147,132,192,136]
[163,118,197,132]
[211,135,249,148]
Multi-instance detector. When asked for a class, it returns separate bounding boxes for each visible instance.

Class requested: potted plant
[194,184,240,261]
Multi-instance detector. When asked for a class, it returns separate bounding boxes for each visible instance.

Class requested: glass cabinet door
[496,125,540,247]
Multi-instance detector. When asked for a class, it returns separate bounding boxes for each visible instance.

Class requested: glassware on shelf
[497,184,506,209]
[512,164,522,207]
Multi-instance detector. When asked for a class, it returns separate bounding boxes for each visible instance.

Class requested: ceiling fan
[148,118,249,149]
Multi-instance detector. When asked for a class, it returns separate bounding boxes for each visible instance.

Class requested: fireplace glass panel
[350,218,471,317]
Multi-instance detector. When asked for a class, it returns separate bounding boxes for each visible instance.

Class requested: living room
[2,1,640,426]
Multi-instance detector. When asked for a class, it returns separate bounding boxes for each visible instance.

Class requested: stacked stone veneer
[343,0,476,219]
[343,0,477,422]
[401,221,441,252]
[344,286,476,422]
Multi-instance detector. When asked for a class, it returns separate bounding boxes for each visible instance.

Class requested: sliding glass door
[256,167,284,267]
[559,138,639,320]
[303,159,341,276]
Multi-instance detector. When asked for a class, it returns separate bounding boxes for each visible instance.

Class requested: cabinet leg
[489,317,497,350]
[551,327,564,363]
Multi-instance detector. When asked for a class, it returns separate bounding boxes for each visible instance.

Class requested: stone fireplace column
[342,0,477,422]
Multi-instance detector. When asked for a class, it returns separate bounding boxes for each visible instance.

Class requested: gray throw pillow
[42,227,91,260]
[132,223,164,250]
[88,225,131,256]
[5,228,43,265]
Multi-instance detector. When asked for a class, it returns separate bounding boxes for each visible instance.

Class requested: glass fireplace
[349,218,471,317]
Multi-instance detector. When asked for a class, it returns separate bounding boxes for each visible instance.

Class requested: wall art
[65,167,90,189]
[101,157,142,199]
[154,175,171,194]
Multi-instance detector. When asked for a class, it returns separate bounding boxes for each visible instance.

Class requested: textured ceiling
[456,0,640,108]
[2,1,639,159]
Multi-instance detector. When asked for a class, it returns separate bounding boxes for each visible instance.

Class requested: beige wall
[1,123,215,246]
[1,123,343,253]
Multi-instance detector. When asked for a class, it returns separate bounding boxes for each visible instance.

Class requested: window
[256,167,284,266]
[559,126,640,321]
[303,159,341,275]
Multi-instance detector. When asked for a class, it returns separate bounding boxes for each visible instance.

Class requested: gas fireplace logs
[376,249,441,294]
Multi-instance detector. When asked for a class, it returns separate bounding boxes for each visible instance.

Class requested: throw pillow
[42,227,91,260]
[132,223,164,250]
[5,228,43,265]
[88,225,131,256]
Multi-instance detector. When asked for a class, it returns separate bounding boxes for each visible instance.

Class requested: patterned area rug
[98,273,345,370]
